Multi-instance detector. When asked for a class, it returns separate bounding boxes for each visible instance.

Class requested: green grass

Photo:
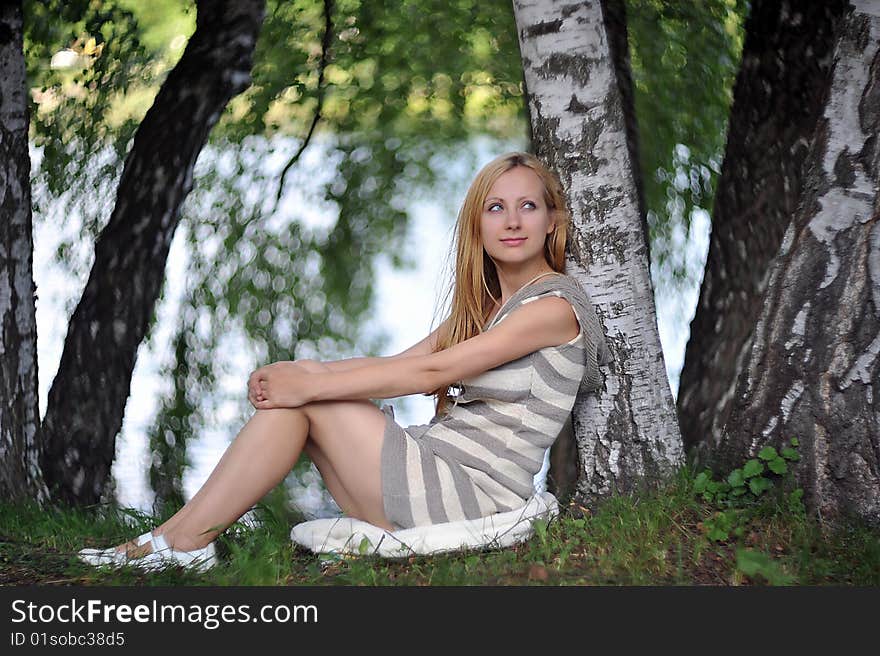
[2,465,877,586]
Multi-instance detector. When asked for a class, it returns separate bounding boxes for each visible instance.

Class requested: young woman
[79,151,611,571]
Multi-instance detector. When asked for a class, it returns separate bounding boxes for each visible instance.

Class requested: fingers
[250,389,268,409]
[247,368,267,408]
[248,363,278,409]
[252,384,274,410]
[247,372,256,405]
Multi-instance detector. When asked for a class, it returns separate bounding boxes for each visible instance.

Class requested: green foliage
[25,0,153,220]
[694,437,802,509]
[222,0,525,141]
[705,508,745,541]
[693,437,804,545]
[627,0,749,280]
[742,458,763,478]
[528,517,554,563]
[735,547,794,585]
[147,321,200,515]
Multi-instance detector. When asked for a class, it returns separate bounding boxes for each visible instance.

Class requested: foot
[78,531,217,572]
[124,533,217,573]
[77,531,153,566]
[116,535,153,558]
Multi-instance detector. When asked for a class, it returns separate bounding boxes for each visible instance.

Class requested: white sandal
[126,533,217,573]
[78,531,153,566]
[78,531,217,573]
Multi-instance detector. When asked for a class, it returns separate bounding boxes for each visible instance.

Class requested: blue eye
[487,202,502,212]
[522,201,536,209]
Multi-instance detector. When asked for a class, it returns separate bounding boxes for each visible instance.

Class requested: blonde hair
[429,152,571,417]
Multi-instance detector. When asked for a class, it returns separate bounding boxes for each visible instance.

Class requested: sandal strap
[150,532,170,553]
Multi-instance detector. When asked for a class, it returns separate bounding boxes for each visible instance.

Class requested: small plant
[693,437,801,508]
[693,437,802,542]
[703,508,745,541]
[735,547,794,585]
[528,517,554,563]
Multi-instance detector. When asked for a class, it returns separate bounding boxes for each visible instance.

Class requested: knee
[253,406,307,422]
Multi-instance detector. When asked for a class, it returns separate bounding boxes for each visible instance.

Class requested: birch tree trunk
[0,0,48,502]
[513,0,684,508]
[39,0,265,505]
[713,0,880,526]
[679,0,848,465]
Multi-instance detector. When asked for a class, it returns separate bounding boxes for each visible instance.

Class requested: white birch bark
[0,1,49,502]
[513,0,684,507]
[716,0,880,526]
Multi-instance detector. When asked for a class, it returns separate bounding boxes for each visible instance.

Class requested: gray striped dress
[379,272,612,530]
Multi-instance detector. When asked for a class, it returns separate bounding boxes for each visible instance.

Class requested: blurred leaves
[26,0,155,238]
[628,0,748,278]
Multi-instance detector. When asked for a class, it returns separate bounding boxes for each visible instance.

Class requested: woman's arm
[253,298,577,408]
[318,317,449,372]
[320,356,387,373]
[249,319,449,407]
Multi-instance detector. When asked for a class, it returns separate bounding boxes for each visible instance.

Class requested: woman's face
[480,166,555,271]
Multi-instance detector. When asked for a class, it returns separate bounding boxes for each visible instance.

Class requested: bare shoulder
[508,295,580,345]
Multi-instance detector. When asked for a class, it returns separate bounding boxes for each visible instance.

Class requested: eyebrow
[484,196,535,203]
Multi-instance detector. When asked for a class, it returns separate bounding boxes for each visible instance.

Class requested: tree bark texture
[513,0,685,510]
[0,1,48,502]
[598,0,647,226]
[679,0,848,463]
[40,0,266,505]
[713,0,880,526]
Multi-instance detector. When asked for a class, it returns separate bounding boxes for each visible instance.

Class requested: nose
[504,207,521,228]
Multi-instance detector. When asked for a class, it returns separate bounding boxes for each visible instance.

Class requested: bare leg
[303,439,360,517]
[118,397,394,557]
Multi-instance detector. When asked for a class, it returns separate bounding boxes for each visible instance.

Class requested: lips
[501,238,526,245]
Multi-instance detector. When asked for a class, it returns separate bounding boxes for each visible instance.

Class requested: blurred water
[33,140,709,519]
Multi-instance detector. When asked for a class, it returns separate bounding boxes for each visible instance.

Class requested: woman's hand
[248,361,312,409]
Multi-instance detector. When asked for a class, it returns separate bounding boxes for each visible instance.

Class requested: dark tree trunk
[0,0,47,502]
[713,2,880,526]
[39,0,266,505]
[513,0,684,511]
[600,0,647,227]
[678,0,848,464]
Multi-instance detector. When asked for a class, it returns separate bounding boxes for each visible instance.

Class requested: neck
[493,266,558,307]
